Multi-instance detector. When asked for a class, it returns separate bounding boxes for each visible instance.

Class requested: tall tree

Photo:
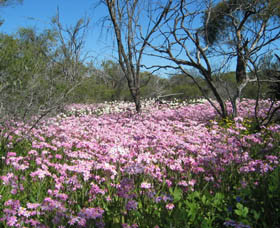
[147,0,229,117]
[100,0,172,112]
[147,0,280,117]
[203,0,280,115]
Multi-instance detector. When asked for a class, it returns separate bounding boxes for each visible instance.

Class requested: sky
[0,0,233,77]
[0,0,181,77]
[1,1,279,76]
[0,0,120,67]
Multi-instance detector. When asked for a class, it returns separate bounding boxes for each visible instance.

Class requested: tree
[139,71,168,99]
[166,73,204,101]
[147,0,229,117]
[0,13,89,148]
[100,0,172,112]
[100,60,131,100]
[252,53,280,127]
[203,0,280,116]
[147,0,280,117]
[0,29,57,122]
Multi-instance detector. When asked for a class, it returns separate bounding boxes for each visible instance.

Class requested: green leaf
[244,207,249,217]
[234,209,242,216]
[193,191,200,198]
[253,210,260,220]
[172,187,183,202]
[235,203,249,217]
[236,203,243,210]
[202,195,207,204]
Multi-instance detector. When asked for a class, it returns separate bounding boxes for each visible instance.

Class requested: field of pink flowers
[0,99,280,227]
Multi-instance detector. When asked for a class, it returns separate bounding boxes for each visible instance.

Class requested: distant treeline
[69,66,275,104]
[0,28,279,116]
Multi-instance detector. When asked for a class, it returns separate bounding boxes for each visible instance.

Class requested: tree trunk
[203,72,228,118]
[232,97,238,117]
[233,54,247,117]
[208,81,227,118]
[134,93,141,113]
[128,80,141,113]
[132,88,141,113]
[236,54,246,85]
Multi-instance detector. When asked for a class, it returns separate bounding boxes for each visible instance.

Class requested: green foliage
[166,189,228,227]
[70,78,117,103]
[170,84,202,100]
[60,60,276,105]
[0,20,90,125]
[203,1,232,44]
[0,30,56,119]
[228,166,280,227]
[204,0,280,45]
[165,74,204,101]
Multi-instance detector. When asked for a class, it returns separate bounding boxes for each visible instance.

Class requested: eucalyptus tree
[203,0,280,116]
[100,0,172,112]
[146,0,229,117]
[147,0,280,117]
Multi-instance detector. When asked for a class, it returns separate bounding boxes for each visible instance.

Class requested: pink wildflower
[6,216,18,226]
[140,182,152,189]
[26,203,40,209]
[188,179,196,186]
[166,203,175,210]
[55,154,63,159]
